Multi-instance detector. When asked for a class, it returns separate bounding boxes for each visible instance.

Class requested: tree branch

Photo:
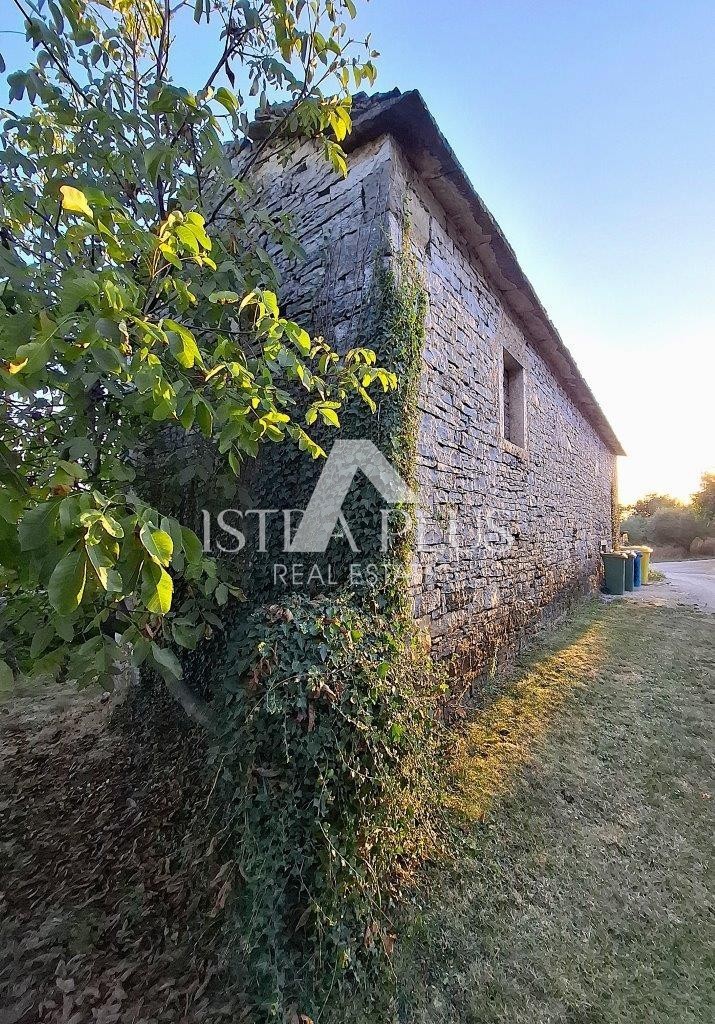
[164,676,217,733]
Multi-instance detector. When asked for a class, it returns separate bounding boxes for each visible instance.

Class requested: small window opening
[501,348,526,449]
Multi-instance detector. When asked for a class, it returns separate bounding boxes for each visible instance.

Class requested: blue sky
[350,0,714,503]
[2,1,713,501]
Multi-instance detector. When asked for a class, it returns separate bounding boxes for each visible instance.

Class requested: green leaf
[86,541,122,592]
[165,320,202,368]
[92,344,123,373]
[141,560,173,615]
[290,425,326,460]
[208,290,240,304]
[171,619,202,648]
[262,290,279,317]
[60,184,93,219]
[100,513,124,538]
[178,397,196,431]
[0,659,14,690]
[180,526,204,564]
[139,524,173,566]
[14,337,51,374]
[324,139,348,177]
[286,322,311,354]
[48,550,87,615]
[215,86,238,113]
[195,400,213,437]
[19,502,59,550]
[57,460,88,481]
[151,642,183,679]
[30,623,55,658]
[319,407,340,428]
[0,442,26,492]
[144,142,170,183]
[0,488,23,524]
[53,617,75,642]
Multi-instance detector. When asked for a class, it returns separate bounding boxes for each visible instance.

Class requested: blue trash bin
[633,551,642,588]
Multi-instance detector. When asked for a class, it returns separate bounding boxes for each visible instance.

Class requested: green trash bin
[602,551,627,595]
[623,550,636,592]
[630,545,653,584]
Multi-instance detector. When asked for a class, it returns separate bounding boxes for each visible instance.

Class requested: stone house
[245,89,624,676]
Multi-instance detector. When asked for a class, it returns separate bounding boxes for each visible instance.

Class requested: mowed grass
[337,599,715,1024]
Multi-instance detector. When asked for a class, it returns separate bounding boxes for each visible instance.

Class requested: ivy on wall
[207,230,446,1016]
[215,595,445,1014]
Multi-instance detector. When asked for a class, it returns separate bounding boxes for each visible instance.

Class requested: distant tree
[692,472,715,521]
[0,0,388,701]
[622,492,684,519]
[648,508,705,549]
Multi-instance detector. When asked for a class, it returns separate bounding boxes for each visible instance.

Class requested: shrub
[690,536,715,557]
[620,514,650,543]
[649,509,706,549]
[622,509,708,549]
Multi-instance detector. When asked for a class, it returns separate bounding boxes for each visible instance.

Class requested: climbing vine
[206,231,445,1017]
[214,596,444,1016]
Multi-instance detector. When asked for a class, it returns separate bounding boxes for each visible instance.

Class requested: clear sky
[2,1,713,503]
[346,0,714,504]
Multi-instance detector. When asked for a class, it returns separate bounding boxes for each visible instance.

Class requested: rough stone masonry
[241,89,624,678]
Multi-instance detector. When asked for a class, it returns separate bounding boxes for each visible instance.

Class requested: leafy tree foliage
[620,473,715,552]
[621,492,684,519]
[692,472,715,521]
[0,0,389,695]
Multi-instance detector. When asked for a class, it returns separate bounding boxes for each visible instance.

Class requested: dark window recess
[502,349,526,448]
[503,364,512,441]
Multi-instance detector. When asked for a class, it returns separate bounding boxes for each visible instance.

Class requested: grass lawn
[339,598,715,1024]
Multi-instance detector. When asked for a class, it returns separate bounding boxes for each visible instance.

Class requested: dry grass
[334,599,715,1024]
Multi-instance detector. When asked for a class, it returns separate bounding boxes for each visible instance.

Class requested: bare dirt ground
[0,685,238,1024]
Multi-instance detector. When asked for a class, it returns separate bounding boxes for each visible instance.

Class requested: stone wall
[233,135,404,597]
[243,134,394,352]
[385,142,617,674]
[242,131,617,675]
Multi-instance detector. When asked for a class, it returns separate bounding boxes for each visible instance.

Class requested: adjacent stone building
[244,89,624,676]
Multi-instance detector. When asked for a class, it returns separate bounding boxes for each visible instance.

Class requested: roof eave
[345,90,625,457]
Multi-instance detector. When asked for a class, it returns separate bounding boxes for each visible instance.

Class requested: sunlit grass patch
[328,598,715,1024]
[448,611,608,823]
